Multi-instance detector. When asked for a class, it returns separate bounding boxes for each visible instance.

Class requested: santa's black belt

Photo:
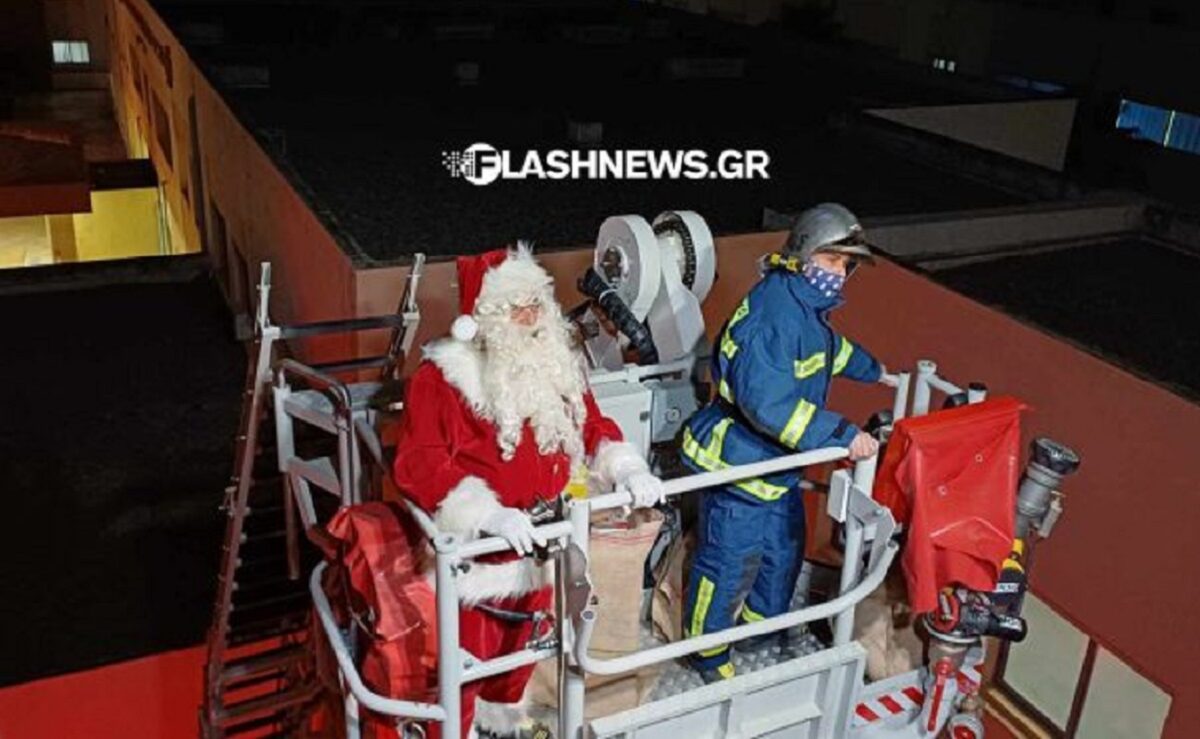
[474,603,541,622]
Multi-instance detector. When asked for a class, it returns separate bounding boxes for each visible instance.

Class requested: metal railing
[309,444,898,739]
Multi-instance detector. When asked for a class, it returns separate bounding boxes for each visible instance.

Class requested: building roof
[934,238,1200,400]
[155,1,1032,265]
[0,261,239,686]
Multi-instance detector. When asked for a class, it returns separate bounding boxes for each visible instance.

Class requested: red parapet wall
[0,646,206,739]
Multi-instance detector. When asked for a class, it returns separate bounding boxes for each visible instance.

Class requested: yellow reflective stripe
[833,336,854,374]
[720,331,739,359]
[719,299,750,361]
[793,352,826,379]
[740,604,766,623]
[716,662,736,679]
[681,419,731,471]
[691,575,715,639]
[736,477,789,501]
[780,399,817,448]
[699,645,729,658]
[728,298,750,329]
[681,421,790,501]
[718,378,734,402]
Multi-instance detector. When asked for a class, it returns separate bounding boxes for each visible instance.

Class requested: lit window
[1075,647,1172,738]
[1116,98,1200,155]
[997,595,1173,737]
[51,41,91,65]
[947,60,956,72]
[1003,594,1089,729]
[932,57,956,73]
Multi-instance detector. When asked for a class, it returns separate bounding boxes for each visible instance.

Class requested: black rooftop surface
[0,270,239,685]
[934,239,1200,400]
[156,1,1030,264]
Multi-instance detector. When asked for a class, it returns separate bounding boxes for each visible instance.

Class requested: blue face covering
[803,262,846,298]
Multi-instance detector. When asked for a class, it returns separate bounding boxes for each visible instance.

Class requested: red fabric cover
[456,248,510,315]
[873,397,1027,614]
[393,361,622,565]
[324,503,438,706]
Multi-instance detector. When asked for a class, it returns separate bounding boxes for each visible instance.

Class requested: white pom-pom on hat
[451,314,478,342]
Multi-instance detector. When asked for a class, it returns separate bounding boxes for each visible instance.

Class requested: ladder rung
[224,668,287,693]
[222,710,290,736]
[240,529,287,545]
[218,683,317,726]
[232,590,308,615]
[232,576,302,599]
[221,644,308,685]
[282,382,382,435]
[284,456,342,496]
[227,615,307,647]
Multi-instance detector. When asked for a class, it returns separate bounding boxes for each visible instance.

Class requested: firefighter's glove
[620,471,666,509]
[480,507,547,556]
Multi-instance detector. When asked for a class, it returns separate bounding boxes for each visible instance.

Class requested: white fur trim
[458,558,552,606]
[451,314,478,342]
[424,338,488,416]
[475,687,531,735]
[434,476,504,539]
[432,475,553,604]
[591,439,649,490]
[475,246,555,315]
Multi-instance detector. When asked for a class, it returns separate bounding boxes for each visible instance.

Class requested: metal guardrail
[309,444,898,739]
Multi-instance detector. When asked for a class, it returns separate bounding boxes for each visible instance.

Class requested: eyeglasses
[476,295,544,317]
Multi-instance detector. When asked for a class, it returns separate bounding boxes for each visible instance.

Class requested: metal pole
[852,453,877,499]
[833,500,865,645]
[561,500,590,739]
[892,371,911,422]
[344,691,362,739]
[912,360,936,416]
[435,535,463,739]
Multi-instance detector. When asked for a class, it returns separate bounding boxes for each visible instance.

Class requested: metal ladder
[201,257,424,738]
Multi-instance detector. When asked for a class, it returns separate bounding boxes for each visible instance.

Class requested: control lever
[943,392,969,409]
[863,409,893,441]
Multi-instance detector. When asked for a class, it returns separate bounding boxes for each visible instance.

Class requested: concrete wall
[72,188,160,261]
[0,216,52,268]
[109,0,361,357]
[868,99,1078,171]
[862,200,1144,266]
[110,0,193,254]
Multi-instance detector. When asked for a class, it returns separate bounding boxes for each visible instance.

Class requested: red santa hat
[451,242,555,342]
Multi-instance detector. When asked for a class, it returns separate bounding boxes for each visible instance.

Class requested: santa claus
[392,244,664,739]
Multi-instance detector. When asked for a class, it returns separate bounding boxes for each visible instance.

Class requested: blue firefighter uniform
[681,262,881,673]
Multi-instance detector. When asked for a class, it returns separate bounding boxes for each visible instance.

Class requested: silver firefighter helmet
[784,203,875,264]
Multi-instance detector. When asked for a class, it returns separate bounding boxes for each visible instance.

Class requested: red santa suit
[392,246,649,739]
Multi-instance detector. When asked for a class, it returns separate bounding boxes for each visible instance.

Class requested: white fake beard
[478,307,587,461]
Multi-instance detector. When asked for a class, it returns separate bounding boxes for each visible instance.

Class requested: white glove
[479,507,546,556]
[620,471,666,509]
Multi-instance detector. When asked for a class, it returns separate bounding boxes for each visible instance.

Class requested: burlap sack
[853,568,922,681]
[650,529,692,644]
[530,508,664,719]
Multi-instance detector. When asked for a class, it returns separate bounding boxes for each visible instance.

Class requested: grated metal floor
[646,564,828,701]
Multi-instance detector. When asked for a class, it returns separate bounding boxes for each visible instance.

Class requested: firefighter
[681,202,887,682]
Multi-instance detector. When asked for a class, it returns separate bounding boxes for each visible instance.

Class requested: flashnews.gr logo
[441,142,770,186]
